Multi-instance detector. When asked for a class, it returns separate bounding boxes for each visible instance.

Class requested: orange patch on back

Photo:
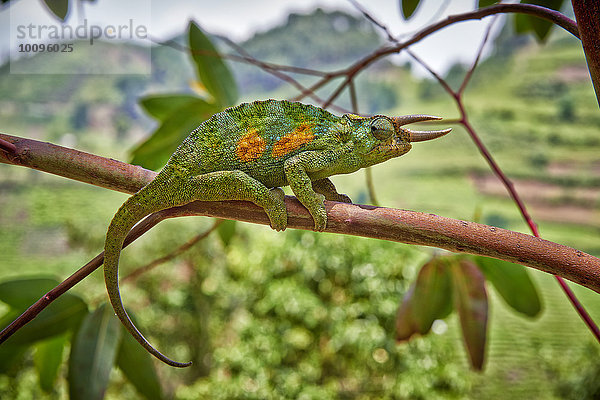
[272,123,315,158]
[236,129,266,162]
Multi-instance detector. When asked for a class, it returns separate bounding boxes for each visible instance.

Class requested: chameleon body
[104,99,450,367]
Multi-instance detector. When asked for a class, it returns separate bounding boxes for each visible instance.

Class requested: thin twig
[296,3,579,105]
[149,35,351,114]
[458,17,498,95]
[364,167,379,206]
[348,0,398,43]
[217,36,352,114]
[121,219,222,284]
[348,79,359,113]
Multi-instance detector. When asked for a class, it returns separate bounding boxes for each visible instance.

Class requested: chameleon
[104,99,450,367]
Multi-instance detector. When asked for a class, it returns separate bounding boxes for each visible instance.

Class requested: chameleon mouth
[374,136,411,155]
[392,115,452,142]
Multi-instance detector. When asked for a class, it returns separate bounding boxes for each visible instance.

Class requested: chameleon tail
[104,177,192,368]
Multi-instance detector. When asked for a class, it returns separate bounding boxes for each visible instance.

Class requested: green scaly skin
[104,99,450,367]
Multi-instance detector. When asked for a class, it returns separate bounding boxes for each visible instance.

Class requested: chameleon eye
[370,118,394,141]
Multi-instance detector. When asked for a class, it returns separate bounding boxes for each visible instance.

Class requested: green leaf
[516,0,565,42]
[42,0,69,21]
[0,278,88,345]
[69,304,122,400]
[411,258,453,334]
[139,94,201,121]
[514,13,532,35]
[478,0,498,7]
[217,219,237,247]
[473,256,542,317]
[0,277,61,309]
[116,312,163,400]
[35,334,66,393]
[188,21,238,107]
[400,0,421,19]
[0,340,26,373]
[450,259,488,370]
[130,98,219,170]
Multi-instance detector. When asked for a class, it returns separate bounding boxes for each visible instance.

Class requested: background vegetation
[1,2,600,399]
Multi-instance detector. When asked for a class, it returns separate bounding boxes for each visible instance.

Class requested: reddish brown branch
[1,133,599,294]
[0,138,17,153]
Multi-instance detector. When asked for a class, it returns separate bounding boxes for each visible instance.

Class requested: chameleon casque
[104,99,450,367]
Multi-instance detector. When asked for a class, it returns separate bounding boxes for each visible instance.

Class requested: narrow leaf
[117,313,163,400]
[0,340,26,373]
[516,0,565,42]
[69,304,122,400]
[473,256,542,317]
[217,219,237,247]
[451,259,488,370]
[400,0,421,19]
[514,13,532,34]
[0,277,61,309]
[396,286,419,341]
[35,334,66,393]
[478,0,498,7]
[411,258,453,334]
[130,98,219,170]
[139,94,201,121]
[0,278,88,345]
[42,0,69,21]
[188,21,238,106]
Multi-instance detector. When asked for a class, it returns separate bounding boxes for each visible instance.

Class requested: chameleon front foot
[265,187,288,231]
[307,193,328,232]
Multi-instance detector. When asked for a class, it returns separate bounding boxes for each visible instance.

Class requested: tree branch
[571,0,600,106]
[1,133,599,294]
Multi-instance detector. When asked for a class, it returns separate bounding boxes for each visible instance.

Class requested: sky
[0,0,502,75]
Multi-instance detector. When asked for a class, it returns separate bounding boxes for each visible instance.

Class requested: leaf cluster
[0,278,162,399]
[396,255,541,370]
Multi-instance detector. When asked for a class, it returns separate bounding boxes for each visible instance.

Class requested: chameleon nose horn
[392,115,452,142]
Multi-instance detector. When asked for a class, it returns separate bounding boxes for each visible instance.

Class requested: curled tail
[104,177,192,367]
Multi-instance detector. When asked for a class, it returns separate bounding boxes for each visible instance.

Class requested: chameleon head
[346,114,451,168]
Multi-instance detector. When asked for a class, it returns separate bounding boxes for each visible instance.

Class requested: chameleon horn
[406,127,452,142]
[392,115,452,142]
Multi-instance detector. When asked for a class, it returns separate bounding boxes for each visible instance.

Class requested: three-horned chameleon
[104,99,450,367]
